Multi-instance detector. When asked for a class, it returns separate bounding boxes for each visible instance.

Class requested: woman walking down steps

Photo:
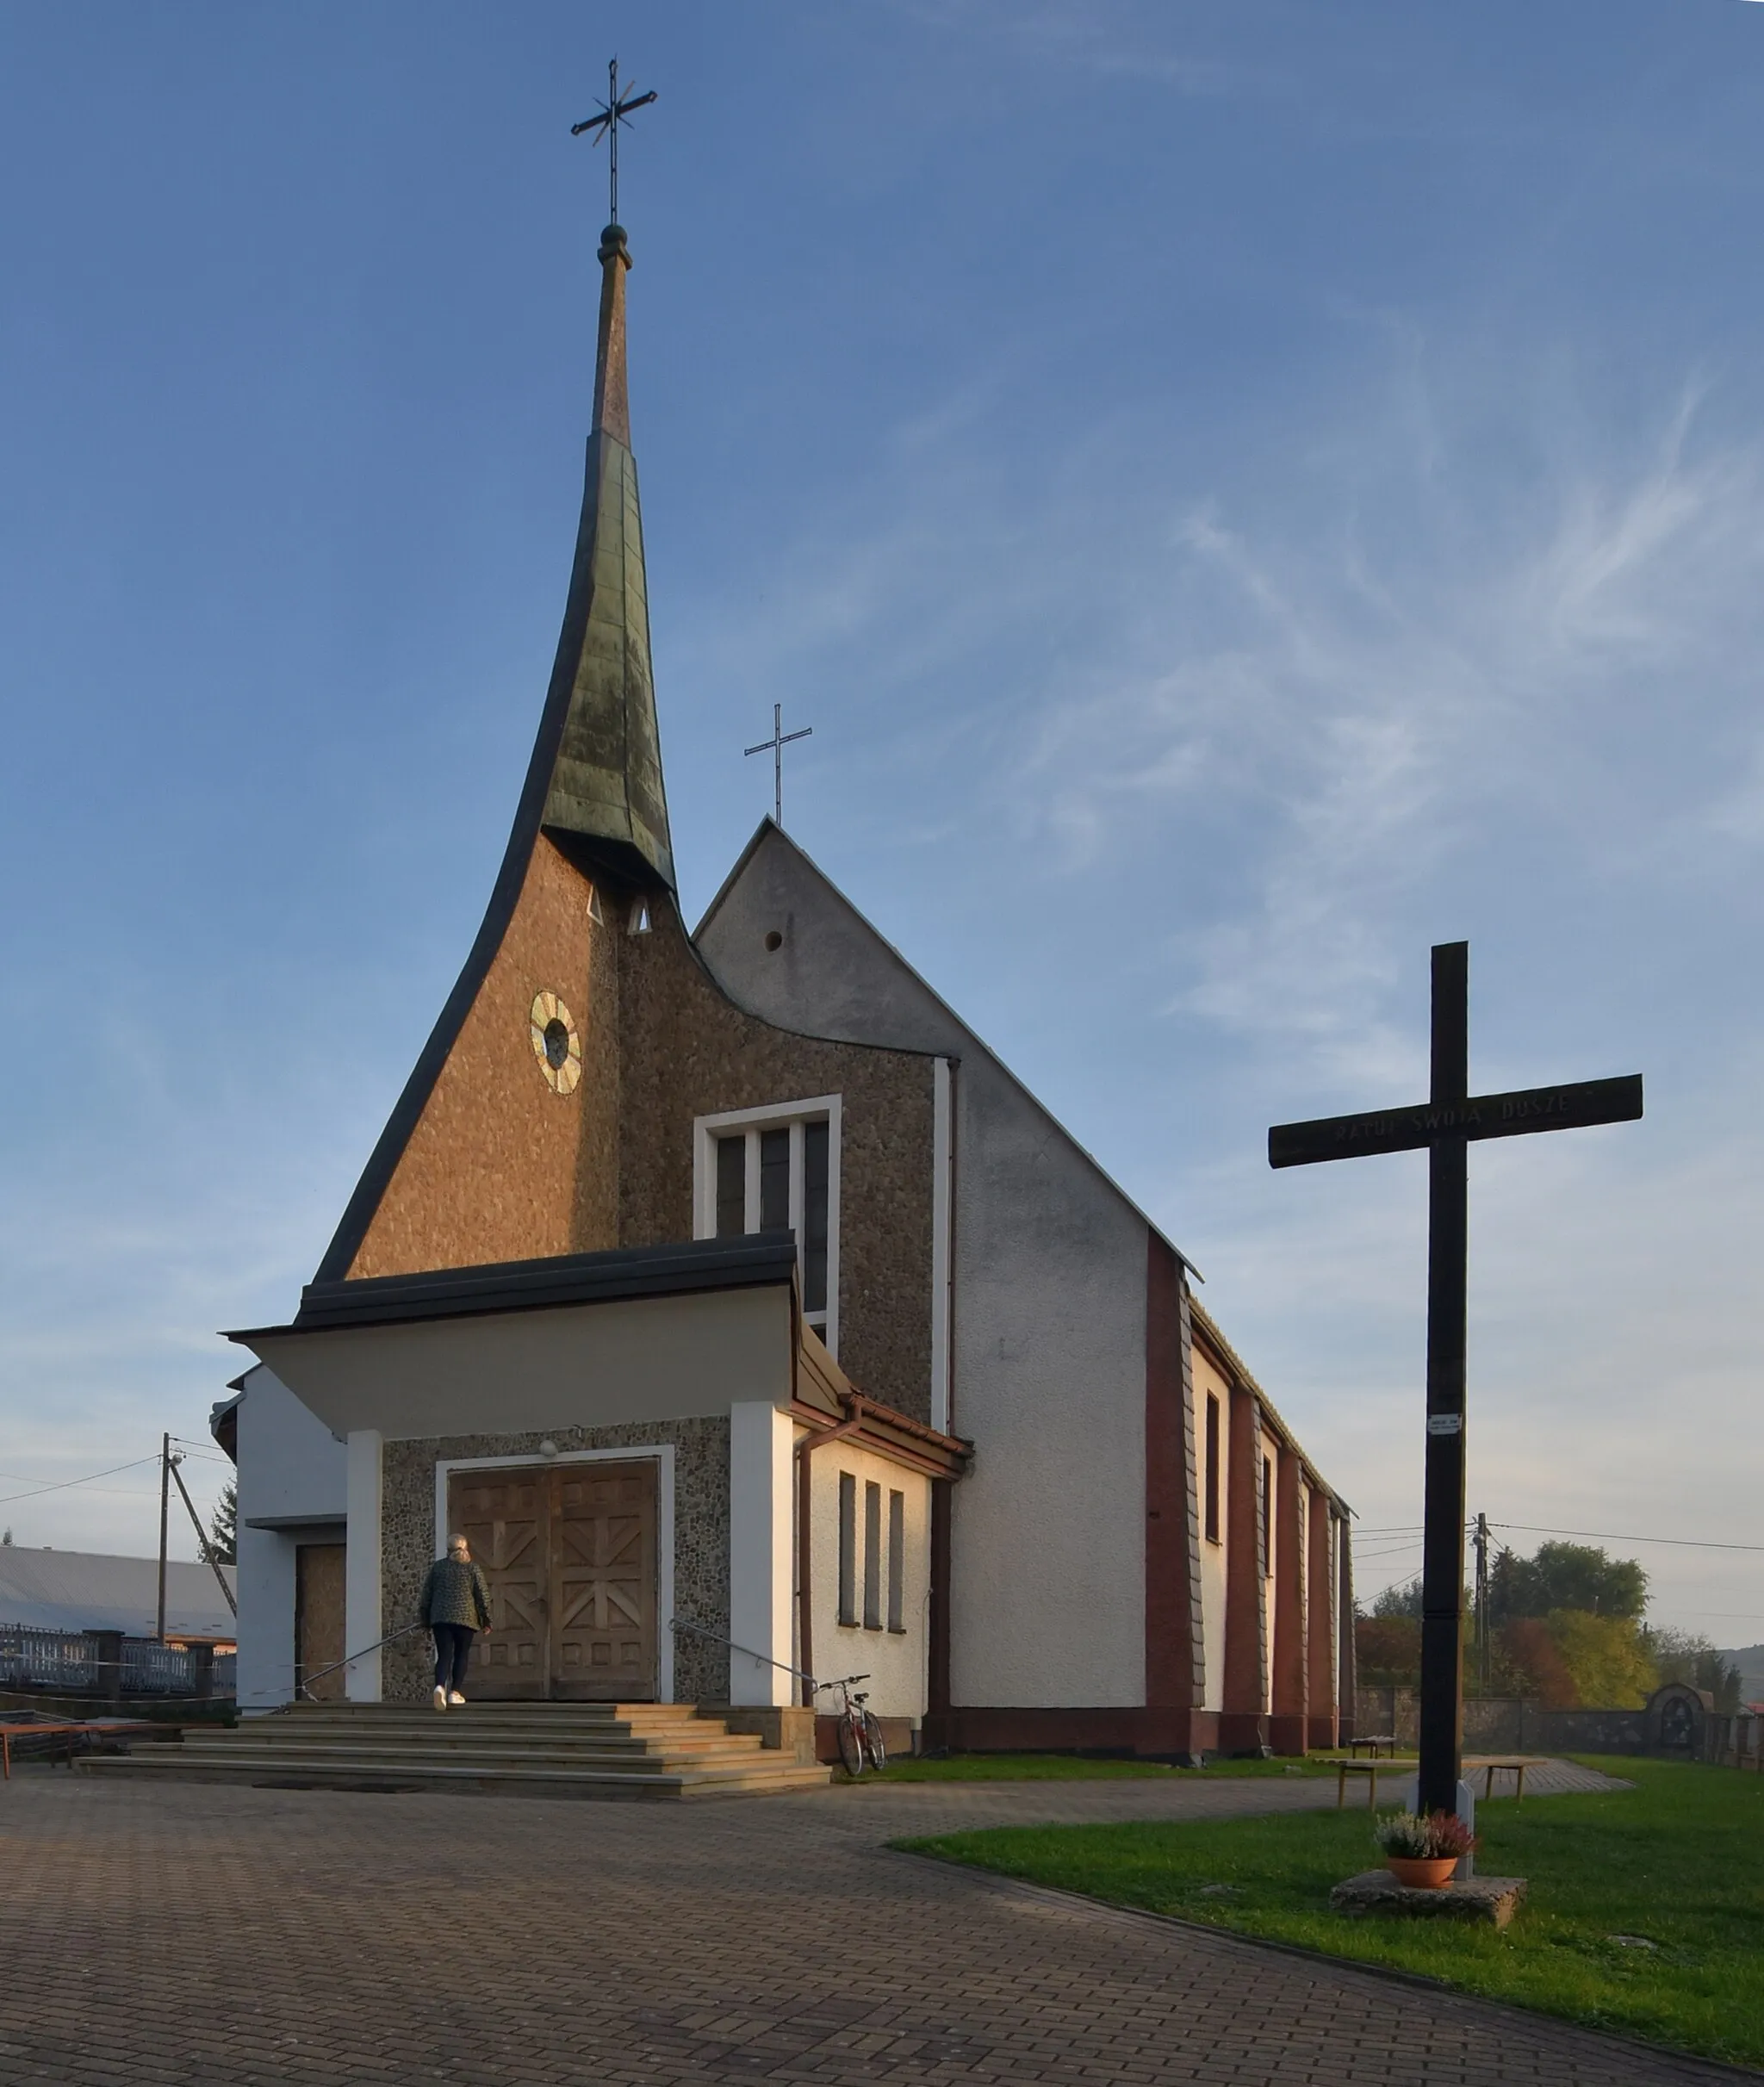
[419,1534,492,1709]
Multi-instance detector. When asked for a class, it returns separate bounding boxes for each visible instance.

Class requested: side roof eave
[1189,1297,1351,1519]
[694,818,1202,1281]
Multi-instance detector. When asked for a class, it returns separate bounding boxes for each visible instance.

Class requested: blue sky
[2,2,1761,1639]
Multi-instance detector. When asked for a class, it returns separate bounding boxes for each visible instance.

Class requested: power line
[1490,1520,1764,1556]
[0,1456,161,1507]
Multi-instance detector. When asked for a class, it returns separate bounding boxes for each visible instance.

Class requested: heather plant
[1372,1809,1478,1860]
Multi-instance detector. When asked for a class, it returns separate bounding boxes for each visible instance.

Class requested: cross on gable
[1268,942,1643,1821]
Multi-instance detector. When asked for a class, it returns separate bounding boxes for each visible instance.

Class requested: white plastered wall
[697,827,1147,1711]
[1191,1347,1231,1716]
[729,1401,795,1706]
[231,1366,348,1715]
[805,1440,929,1725]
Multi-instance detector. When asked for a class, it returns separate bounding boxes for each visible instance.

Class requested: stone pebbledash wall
[379,1416,730,1706]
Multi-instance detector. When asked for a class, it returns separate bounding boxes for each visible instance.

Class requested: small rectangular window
[1205,1394,1221,1545]
[802,1118,829,1316]
[837,1472,857,1626]
[863,1481,882,1630]
[1261,1457,1273,1578]
[759,1126,791,1233]
[715,1136,746,1239]
[887,1489,905,1632]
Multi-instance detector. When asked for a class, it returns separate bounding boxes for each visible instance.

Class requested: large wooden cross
[1269,941,1642,1817]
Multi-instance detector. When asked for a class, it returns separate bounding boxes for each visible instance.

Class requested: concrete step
[83,1752,830,1800]
[79,1701,829,1801]
[244,1720,766,1755]
[147,1740,778,1774]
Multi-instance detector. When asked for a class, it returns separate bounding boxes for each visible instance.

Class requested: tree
[1355,1615,1420,1686]
[1646,1627,1742,1715]
[1370,1577,1424,1620]
[205,1480,237,1567]
[1548,1611,1656,1710]
[1488,1541,1647,1622]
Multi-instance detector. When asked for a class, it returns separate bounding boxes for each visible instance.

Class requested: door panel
[444,1462,659,1701]
[295,1542,346,1703]
[449,1470,549,1699]
[552,1463,657,1699]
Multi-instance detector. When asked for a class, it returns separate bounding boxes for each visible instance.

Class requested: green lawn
[897,1758,1764,2071]
[864,1751,1349,1782]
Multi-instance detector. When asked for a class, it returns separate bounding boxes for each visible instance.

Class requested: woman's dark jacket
[419,1556,492,1630]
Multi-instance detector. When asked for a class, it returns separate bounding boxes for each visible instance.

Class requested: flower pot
[1386,1855,1457,1891]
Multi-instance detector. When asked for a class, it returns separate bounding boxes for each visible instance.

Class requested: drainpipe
[794,1399,867,1709]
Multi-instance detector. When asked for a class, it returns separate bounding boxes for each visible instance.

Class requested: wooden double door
[446,1461,658,1700]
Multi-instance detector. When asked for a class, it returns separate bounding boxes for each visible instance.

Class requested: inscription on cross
[1268,942,1642,1818]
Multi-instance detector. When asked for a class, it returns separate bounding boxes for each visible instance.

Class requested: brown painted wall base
[1216,1711,1270,1755]
[1267,1712,1308,1757]
[922,1706,1220,1761]
[1307,1712,1339,1750]
[816,1712,916,1765]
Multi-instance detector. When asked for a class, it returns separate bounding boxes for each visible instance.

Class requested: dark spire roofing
[525,221,675,891]
[309,221,674,1284]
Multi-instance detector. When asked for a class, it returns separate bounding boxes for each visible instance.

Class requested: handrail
[667,1614,869,1694]
[295,1622,427,1702]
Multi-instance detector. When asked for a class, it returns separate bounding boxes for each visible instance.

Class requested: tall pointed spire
[528,220,674,891]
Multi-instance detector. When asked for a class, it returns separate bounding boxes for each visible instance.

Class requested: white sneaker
[432,1686,447,1711]
[448,1692,466,1706]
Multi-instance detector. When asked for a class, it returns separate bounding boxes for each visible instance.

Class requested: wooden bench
[1348,1734,1398,1759]
[1336,1761,1383,1809]
[1479,1759,1531,1802]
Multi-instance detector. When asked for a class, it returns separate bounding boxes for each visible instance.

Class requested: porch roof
[226,1233,800,1344]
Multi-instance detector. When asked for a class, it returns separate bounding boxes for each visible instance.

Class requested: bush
[1355,1614,1421,1686]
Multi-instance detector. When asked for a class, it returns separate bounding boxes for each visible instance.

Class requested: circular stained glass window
[528,991,582,1094]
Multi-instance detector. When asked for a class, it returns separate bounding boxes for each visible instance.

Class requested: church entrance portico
[444,1456,664,1702]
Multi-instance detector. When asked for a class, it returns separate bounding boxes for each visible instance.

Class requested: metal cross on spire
[745,704,813,827]
[570,57,658,224]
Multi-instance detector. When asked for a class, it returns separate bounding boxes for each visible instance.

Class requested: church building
[218,216,1356,1764]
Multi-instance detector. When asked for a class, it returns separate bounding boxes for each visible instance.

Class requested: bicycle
[817,1672,886,1775]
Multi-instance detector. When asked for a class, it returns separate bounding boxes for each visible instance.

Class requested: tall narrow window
[802,1118,829,1316]
[715,1136,746,1239]
[1204,1394,1221,1544]
[1261,1457,1273,1578]
[887,1489,905,1632]
[759,1126,791,1232]
[863,1481,883,1630]
[693,1098,841,1353]
[837,1473,857,1626]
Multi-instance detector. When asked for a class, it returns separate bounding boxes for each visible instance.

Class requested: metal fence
[0,1624,235,1699]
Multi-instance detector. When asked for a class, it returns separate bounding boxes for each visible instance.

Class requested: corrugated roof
[0,1546,237,1641]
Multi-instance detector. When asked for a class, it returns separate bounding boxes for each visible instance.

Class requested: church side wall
[697,834,1148,1711]
[947,1059,1148,1708]
[618,894,936,1422]
[377,1417,730,1705]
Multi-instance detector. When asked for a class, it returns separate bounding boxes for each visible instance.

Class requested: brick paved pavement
[0,1760,1746,2085]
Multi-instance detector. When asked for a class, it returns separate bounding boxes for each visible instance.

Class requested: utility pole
[1473,1512,1490,1696]
[156,1432,171,1645]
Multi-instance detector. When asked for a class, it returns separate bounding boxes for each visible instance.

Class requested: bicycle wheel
[837,1713,866,1776]
[861,1711,887,1773]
